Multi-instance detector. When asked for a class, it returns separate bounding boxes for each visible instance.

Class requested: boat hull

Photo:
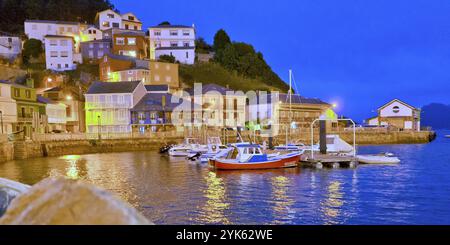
[209,154,301,170]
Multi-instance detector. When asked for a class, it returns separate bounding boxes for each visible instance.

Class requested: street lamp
[46,77,52,88]
[97,115,101,140]
[0,111,4,134]
[66,95,73,101]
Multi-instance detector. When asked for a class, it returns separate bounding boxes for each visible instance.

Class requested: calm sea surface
[1,130,449,225]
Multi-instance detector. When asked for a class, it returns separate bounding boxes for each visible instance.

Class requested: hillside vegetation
[180,62,282,92]
[422,103,450,129]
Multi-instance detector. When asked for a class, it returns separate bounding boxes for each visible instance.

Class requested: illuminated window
[116,37,125,45]
[127,38,136,45]
[102,21,110,28]
[128,51,137,57]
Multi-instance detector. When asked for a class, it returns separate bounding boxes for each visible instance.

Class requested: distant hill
[421,103,450,129]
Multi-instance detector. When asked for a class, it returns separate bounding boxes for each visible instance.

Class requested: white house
[0,33,21,60]
[24,20,84,42]
[37,95,67,132]
[81,26,103,42]
[0,80,18,134]
[95,9,143,31]
[367,99,421,131]
[44,35,79,71]
[85,81,146,134]
[149,24,196,65]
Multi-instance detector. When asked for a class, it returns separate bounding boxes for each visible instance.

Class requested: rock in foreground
[0,178,152,225]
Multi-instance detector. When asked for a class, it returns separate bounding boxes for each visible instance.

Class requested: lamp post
[97,115,101,140]
[0,111,4,134]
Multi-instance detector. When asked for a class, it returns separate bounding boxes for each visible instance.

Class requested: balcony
[17,114,33,122]
[131,118,168,125]
[86,102,132,109]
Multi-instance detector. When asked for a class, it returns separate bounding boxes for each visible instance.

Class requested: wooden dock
[300,153,358,169]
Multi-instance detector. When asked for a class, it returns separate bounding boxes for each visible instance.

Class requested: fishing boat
[168,138,207,157]
[187,137,232,163]
[209,143,302,170]
[357,153,400,164]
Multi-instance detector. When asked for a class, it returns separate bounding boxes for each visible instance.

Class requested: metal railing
[32,131,186,142]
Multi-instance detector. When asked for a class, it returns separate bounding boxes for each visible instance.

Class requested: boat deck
[300,153,358,168]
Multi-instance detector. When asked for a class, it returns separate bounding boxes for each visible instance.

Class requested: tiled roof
[43,87,62,92]
[150,24,193,29]
[132,93,183,111]
[37,95,57,104]
[145,85,169,92]
[278,93,329,105]
[25,20,79,25]
[185,84,232,96]
[86,81,141,94]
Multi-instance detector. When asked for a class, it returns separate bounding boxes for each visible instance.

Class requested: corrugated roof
[86,81,141,94]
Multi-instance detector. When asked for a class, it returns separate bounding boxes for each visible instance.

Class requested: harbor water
[0,130,449,225]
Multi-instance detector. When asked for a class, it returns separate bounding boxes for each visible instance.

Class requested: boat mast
[286,69,293,146]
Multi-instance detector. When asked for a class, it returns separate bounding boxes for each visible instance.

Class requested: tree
[22,38,43,65]
[158,55,176,63]
[214,43,239,71]
[158,21,171,26]
[195,37,212,54]
[213,29,231,51]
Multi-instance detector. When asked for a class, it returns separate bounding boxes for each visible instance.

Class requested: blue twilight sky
[112,0,450,122]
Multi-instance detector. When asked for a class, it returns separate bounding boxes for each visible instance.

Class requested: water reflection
[198,171,230,224]
[321,181,344,225]
[271,176,295,224]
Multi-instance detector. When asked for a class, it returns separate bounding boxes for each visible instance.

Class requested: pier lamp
[0,110,3,134]
[46,77,52,88]
[332,103,338,109]
[97,115,101,140]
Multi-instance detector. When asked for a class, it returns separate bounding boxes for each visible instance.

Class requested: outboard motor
[187,152,202,161]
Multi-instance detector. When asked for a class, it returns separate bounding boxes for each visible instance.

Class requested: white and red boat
[209,143,302,170]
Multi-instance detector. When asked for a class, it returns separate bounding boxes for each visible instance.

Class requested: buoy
[316,162,323,169]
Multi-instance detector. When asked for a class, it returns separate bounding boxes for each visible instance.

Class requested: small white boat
[168,138,207,157]
[357,154,400,164]
[1,178,30,216]
[188,137,232,163]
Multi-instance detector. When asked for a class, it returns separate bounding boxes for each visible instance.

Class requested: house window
[154,75,160,81]
[60,40,68,46]
[127,38,136,45]
[116,37,125,45]
[183,30,190,36]
[32,24,37,30]
[50,51,58,57]
[88,30,92,34]
[59,27,65,33]
[50,40,57,46]
[65,64,69,68]
[97,51,104,58]
[13,89,19,97]
[25,90,31,98]
[89,43,94,48]
[134,26,138,30]
[125,24,129,29]
[170,30,178,36]
[186,52,189,59]
[154,31,161,36]
[67,27,73,33]
[107,13,115,18]
[170,42,178,47]
[165,76,172,82]
[61,51,69,57]
[128,16,135,21]
[112,22,120,28]
[102,21,110,28]
[183,42,190,47]
[128,51,137,57]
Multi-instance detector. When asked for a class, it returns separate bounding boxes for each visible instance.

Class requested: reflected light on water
[198,171,230,224]
[321,181,344,225]
[271,176,295,224]
[60,155,82,180]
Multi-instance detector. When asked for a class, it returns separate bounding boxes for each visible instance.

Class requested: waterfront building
[131,93,184,133]
[99,54,137,81]
[247,93,332,135]
[0,80,46,138]
[0,80,18,134]
[44,35,81,71]
[185,84,247,128]
[0,32,21,60]
[95,9,143,31]
[149,23,196,64]
[80,39,111,63]
[85,81,146,134]
[367,99,421,131]
[37,95,67,133]
[112,31,147,59]
[42,87,85,133]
